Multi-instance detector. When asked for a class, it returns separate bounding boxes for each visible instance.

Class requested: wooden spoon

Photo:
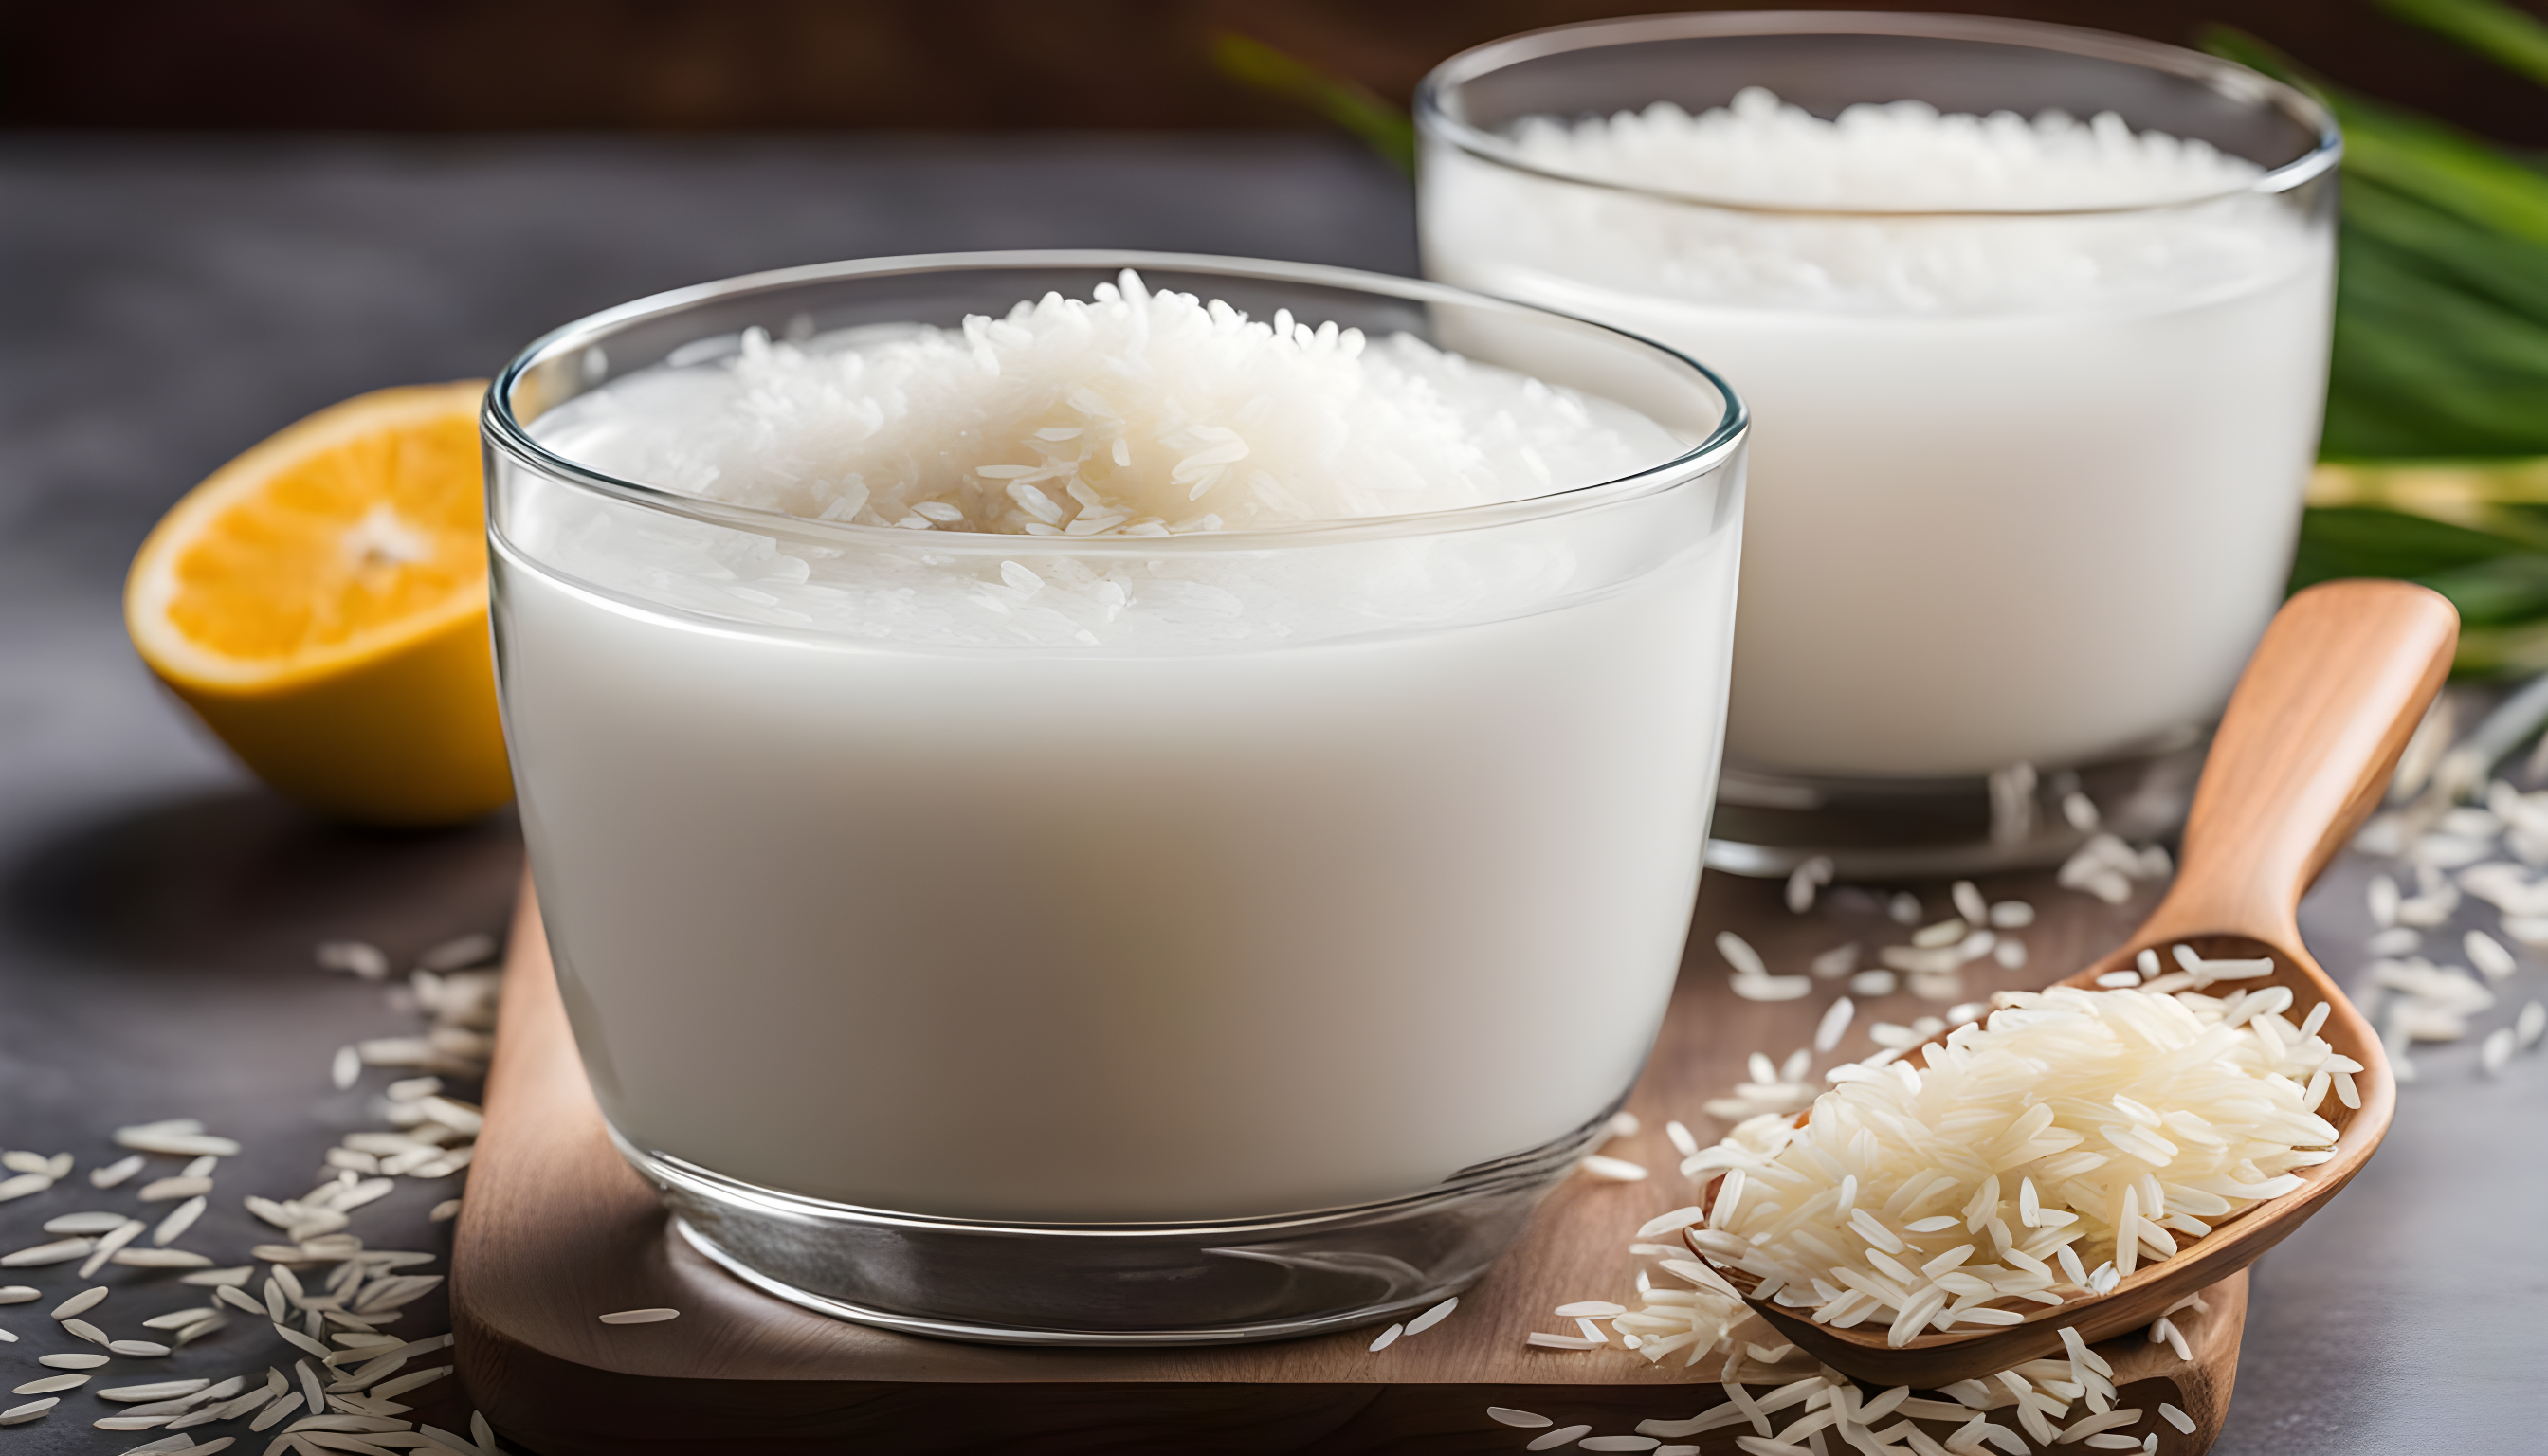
[1717,578,2458,1389]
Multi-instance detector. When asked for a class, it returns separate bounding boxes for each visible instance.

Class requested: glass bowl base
[620,1109,1612,1347]
[1705,733,2208,881]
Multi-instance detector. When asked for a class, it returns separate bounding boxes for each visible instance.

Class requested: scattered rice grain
[1405,1296,1459,1336]
[1813,997,1855,1054]
[51,1285,109,1319]
[2483,1027,2516,1075]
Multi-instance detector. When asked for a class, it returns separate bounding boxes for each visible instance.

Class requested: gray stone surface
[0,133,2539,1453]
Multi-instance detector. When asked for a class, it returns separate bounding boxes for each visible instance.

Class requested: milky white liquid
[1422,122,2334,778]
[495,362,1741,1222]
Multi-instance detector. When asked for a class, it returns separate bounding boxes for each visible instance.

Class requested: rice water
[1422,88,2334,779]
[490,270,1745,1225]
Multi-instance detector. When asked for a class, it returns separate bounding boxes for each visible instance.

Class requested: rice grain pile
[1507,88,2263,213]
[538,269,1678,537]
[1675,965,2348,1350]
[524,271,1686,651]
[1441,86,2304,315]
[1500,695,2548,1452]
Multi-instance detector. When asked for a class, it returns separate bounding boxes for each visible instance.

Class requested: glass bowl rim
[483,249,1748,558]
[1414,9,2343,219]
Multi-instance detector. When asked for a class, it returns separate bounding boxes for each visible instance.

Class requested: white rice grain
[1731,975,1813,1002]
[248,1392,304,1431]
[50,1285,109,1320]
[113,1250,212,1269]
[1811,943,1861,979]
[597,1308,680,1325]
[137,1177,215,1201]
[140,1308,216,1331]
[273,1324,333,1359]
[1716,932,1769,979]
[2465,929,2518,980]
[1406,1297,1460,1335]
[154,1196,207,1247]
[2366,925,2421,956]
[1488,1406,1556,1428]
[2,1239,96,1267]
[114,1129,239,1159]
[1786,857,1834,915]
[368,1364,452,1400]
[2483,1027,2517,1074]
[1813,997,1855,1054]
[2062,792,2101,831]
[98,1379,208,1403]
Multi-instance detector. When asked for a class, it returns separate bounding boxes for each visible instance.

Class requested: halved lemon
[125,381,514,827]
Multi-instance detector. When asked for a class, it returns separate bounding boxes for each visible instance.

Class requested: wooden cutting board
[451,870,2249,1454]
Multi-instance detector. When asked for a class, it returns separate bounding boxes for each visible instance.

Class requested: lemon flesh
[125,381,512,827]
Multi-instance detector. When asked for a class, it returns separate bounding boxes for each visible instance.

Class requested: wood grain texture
[2140,580,2460,954]
[454,858,2252,1453]
[1744,580,2456,1390]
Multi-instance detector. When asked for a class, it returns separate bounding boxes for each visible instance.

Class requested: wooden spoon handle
[2136,579,2457,948]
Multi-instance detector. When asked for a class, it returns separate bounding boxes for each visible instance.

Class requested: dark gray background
[0,134,2537,1453]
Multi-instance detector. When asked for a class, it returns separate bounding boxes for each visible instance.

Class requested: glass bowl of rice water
[483,252,1747,1345]
[1419,13,2341,878]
